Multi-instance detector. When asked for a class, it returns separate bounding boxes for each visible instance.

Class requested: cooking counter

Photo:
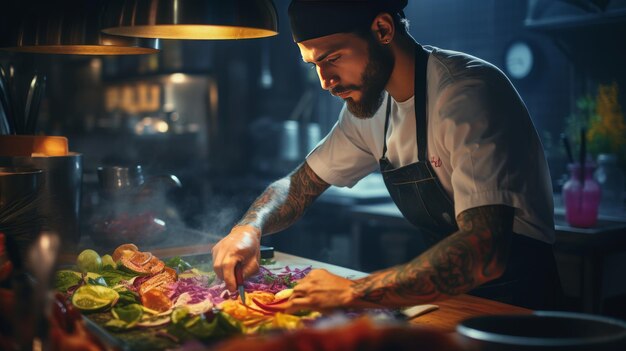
[150,246,530,333]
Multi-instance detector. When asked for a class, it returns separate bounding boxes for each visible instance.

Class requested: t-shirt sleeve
[306,105,378,187]
[438,69,534,216]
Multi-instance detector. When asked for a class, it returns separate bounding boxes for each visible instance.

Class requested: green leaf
[53,270,82,293]
[116,290,139,307]
[165,256,193,273]
[99,266,138,286]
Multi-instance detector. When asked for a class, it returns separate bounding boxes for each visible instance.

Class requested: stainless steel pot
[0,153,83,254]
[457,311,626,351]
[0,167,44,265]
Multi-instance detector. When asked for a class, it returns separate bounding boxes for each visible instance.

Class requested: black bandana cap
[288,0,408,43]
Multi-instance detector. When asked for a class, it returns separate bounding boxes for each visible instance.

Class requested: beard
[332,37,394,119]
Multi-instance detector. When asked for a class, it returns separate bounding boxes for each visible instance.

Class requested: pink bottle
[562,163,601,228]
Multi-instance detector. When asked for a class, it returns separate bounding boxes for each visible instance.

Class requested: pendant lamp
[0,1,159,55]
[101,0,278,40]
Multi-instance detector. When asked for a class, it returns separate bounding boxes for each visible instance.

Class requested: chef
[212,0,560,310]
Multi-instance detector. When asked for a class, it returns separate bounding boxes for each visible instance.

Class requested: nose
[317,66,338,91]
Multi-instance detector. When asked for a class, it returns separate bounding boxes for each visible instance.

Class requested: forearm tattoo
[351,205,514,307]
[237,162,330,235]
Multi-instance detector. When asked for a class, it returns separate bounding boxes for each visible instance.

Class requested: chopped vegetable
[165,256,193,273]
[55,244,322,345]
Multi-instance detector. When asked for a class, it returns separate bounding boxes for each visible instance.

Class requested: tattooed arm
[212,161,329,291]
[238,161,331,235]
[288,205,514,310]
[346,205,514,307]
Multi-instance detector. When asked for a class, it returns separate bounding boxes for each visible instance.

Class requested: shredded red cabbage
[168,276,227,305]
[242,265,312,294]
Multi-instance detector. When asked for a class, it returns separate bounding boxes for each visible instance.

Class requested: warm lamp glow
[104,24,278,40]
[101,0,279,40]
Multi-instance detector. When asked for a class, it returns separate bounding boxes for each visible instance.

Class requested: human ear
[370,13,395,44]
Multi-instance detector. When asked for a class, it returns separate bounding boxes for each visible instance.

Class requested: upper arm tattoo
[238,162,330,234]
[351,205,514,307]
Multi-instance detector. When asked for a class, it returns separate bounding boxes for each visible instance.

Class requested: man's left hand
[288,269,356,312]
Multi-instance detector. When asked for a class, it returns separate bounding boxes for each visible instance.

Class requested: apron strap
[415,45,429,162]
[380,44,430,161]
[382,94,392,158]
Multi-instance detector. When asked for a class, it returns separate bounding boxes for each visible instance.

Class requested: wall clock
[504,40,536,81]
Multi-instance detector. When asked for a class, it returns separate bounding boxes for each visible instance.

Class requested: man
[212,0,560,310]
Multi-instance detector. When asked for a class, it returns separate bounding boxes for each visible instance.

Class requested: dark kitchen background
[1,0,626,318]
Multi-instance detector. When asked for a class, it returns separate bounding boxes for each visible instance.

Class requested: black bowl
[457,311,626,351]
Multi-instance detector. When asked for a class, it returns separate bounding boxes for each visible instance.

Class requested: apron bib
[378,44,560,309]
[379,44,456,243]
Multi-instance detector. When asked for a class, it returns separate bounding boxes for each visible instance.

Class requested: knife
[235,262,246,305]
[399,304,439,320]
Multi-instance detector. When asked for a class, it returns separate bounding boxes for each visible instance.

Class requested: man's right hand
[212,225,262,292]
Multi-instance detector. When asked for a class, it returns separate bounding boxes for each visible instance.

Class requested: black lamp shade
[0,1,160,55]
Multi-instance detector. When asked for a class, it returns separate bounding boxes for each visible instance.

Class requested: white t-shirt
[306,46,555,243]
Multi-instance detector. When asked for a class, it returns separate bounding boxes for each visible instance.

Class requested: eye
[327,55,341,63]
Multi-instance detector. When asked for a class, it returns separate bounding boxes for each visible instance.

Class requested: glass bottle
[562,163,601,228]
[594,153,625,215]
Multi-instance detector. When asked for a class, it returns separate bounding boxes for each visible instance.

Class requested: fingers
[221,257,240,293]
[242,252,260,280]
[285,296,312,314]
[211,244,225,281]
[212,226,262,290]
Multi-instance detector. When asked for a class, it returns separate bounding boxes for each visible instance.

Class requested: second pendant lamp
[100,0,279,40]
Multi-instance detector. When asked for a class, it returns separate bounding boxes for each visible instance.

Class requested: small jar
[594,153,625,215]
[562,163,601,228]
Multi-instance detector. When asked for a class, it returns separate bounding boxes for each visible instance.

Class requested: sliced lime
[72,285,119,312]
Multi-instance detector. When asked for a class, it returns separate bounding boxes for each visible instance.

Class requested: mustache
[330,85,360,96]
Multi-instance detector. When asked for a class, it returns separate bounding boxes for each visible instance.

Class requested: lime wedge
[72,285,119,312]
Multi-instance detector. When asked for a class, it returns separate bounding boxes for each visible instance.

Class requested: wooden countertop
[150,246,531,333]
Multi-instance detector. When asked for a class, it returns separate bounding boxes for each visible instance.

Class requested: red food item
[213,318,462,351]
[141,289,172,312]
[251,297,290,313]
[112,243,139,262]
[119,251,165,275]
[138,267,177,296]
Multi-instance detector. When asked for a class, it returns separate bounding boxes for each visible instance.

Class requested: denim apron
[379,44,560,309]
